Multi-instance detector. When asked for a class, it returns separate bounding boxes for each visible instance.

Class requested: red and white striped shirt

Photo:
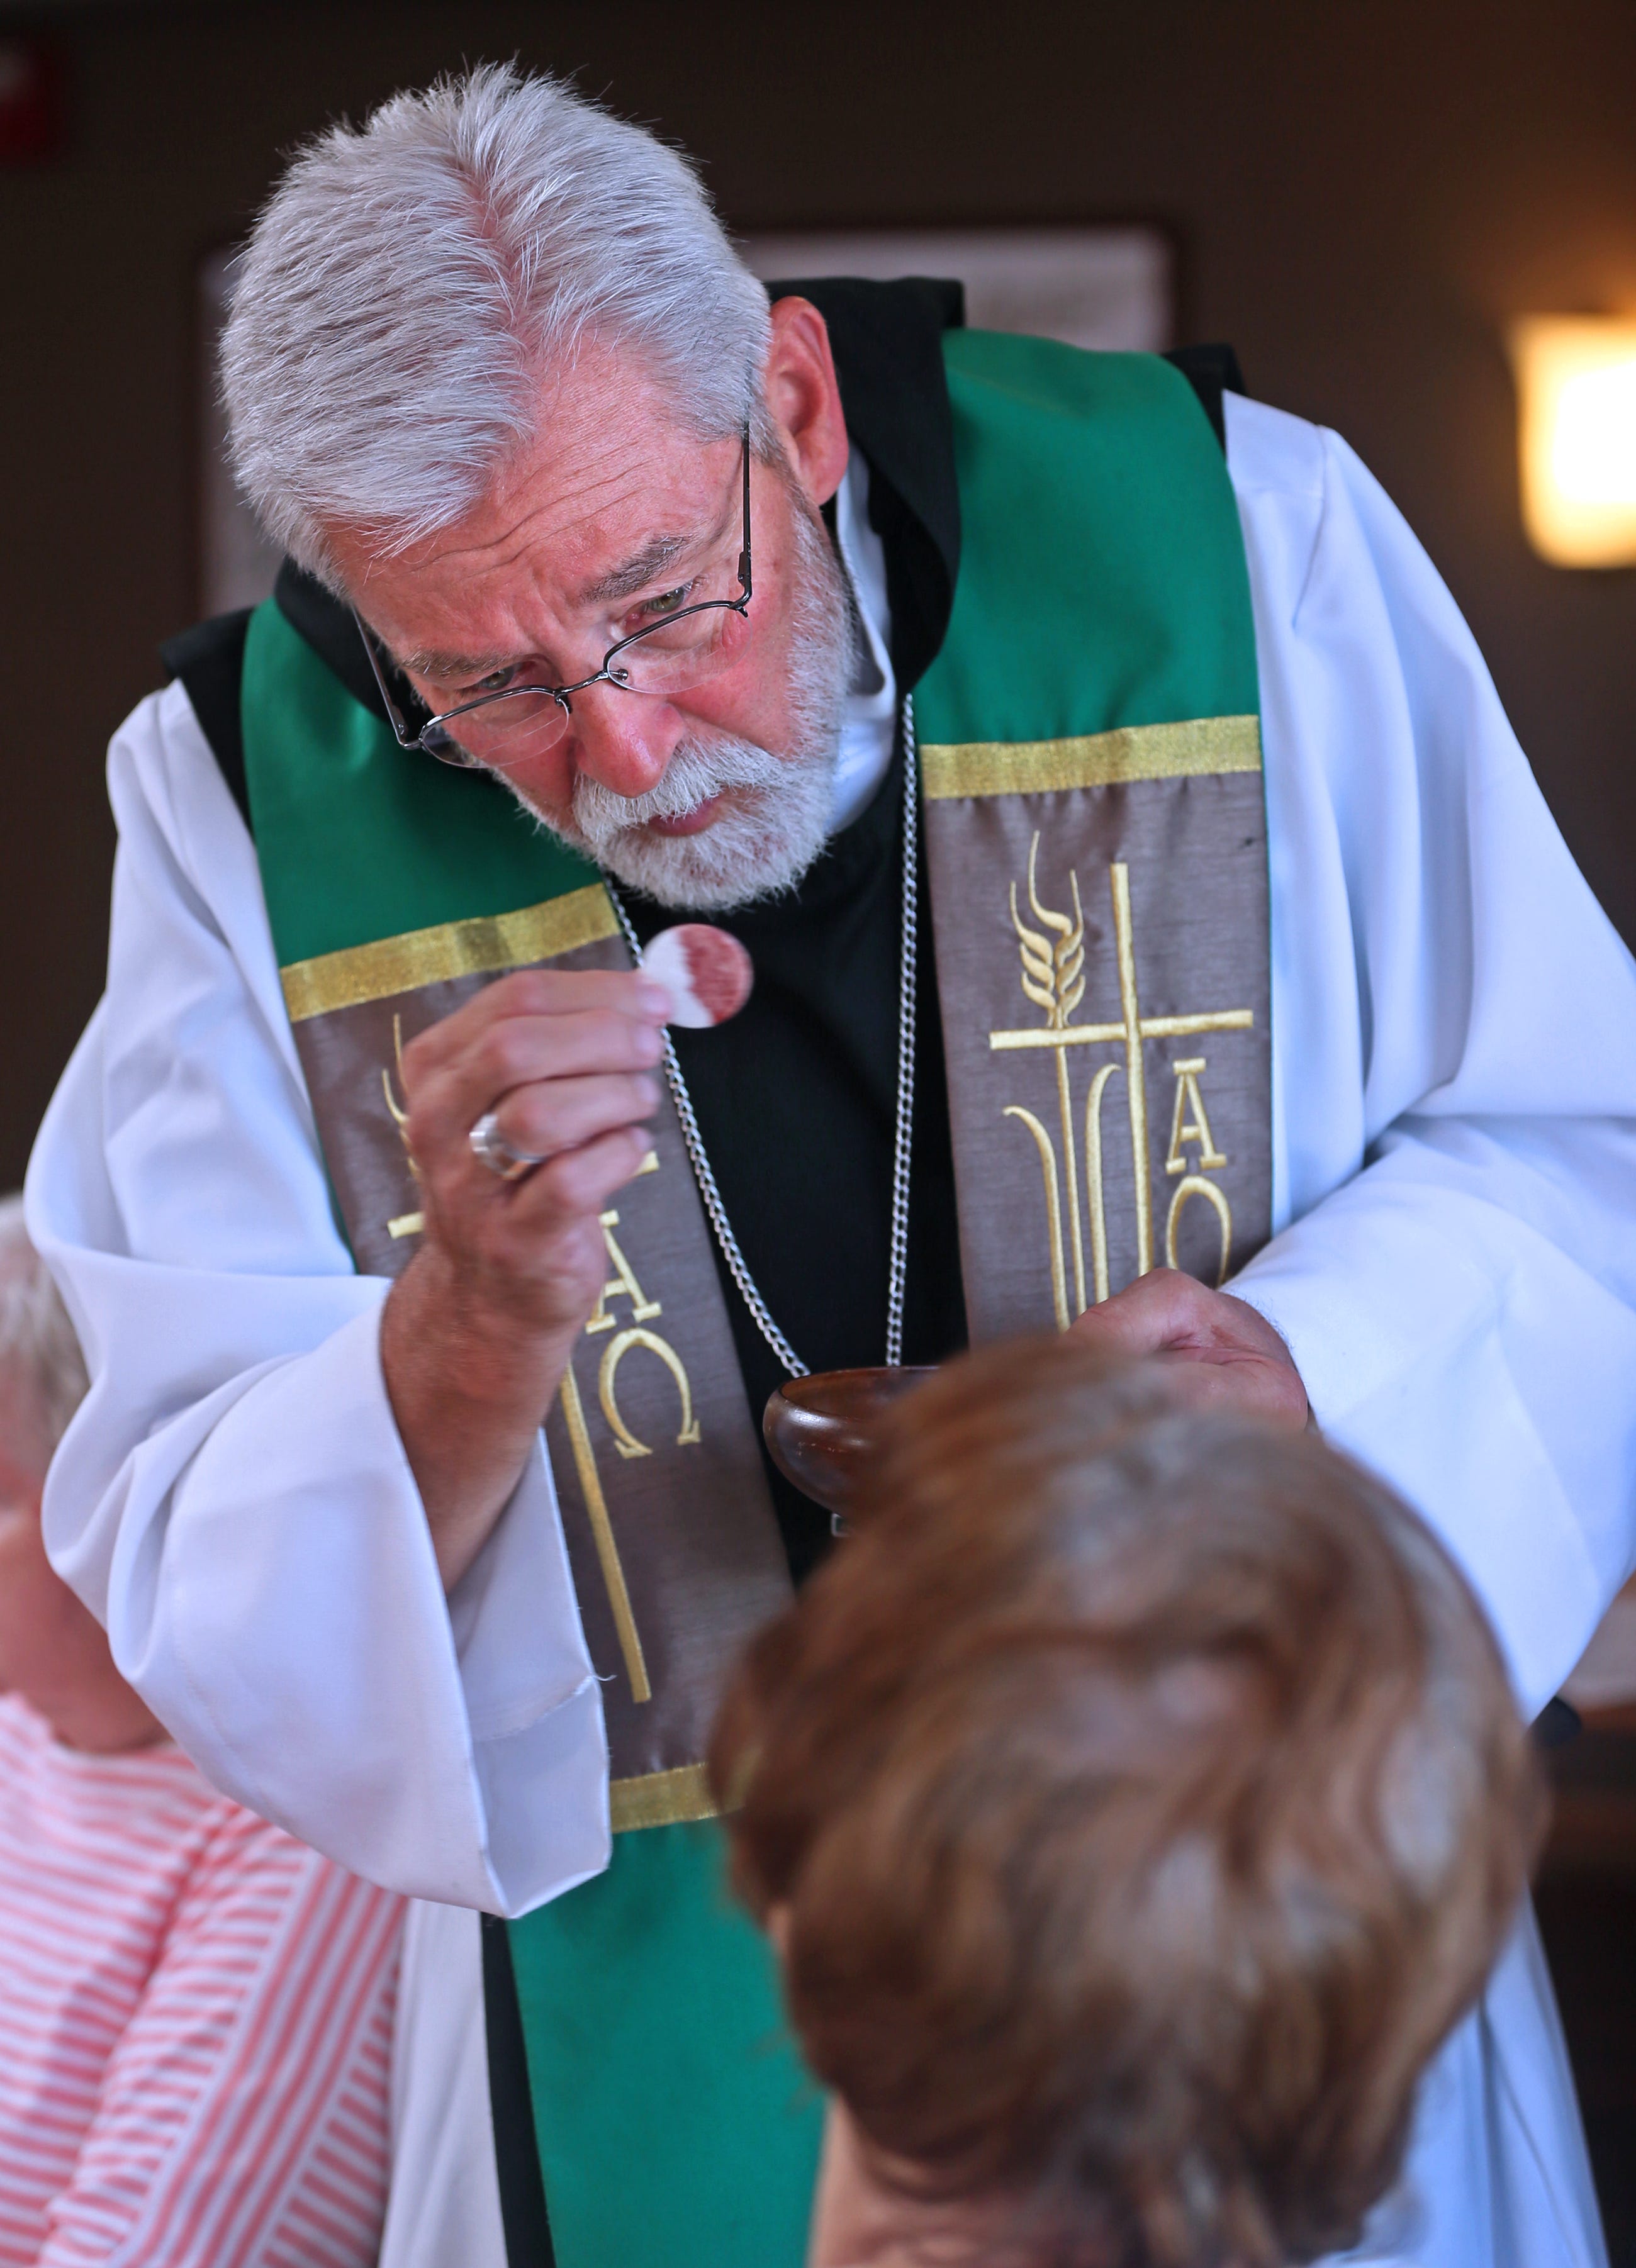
[0,1694,405,2266]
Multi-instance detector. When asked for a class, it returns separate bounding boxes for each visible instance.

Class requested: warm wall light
[1508,316,1636,567]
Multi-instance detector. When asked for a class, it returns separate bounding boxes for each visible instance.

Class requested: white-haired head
[222,64,774,586]
[0,1197,87,1464]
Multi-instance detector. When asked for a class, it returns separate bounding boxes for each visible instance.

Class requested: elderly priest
[27,60,1636,2268]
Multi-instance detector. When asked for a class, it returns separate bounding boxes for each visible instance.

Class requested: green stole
[240,330,1267,2267]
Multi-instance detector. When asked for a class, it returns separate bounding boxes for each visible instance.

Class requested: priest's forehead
[335,350,743,662]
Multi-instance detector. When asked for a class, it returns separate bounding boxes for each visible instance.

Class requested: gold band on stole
[921,720,1272,1343]
[283,890,790,1828]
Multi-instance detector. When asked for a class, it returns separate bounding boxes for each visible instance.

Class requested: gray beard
[507,486,853,912]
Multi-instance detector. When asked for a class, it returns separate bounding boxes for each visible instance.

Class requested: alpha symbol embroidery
[1165,1059,1228,1175]
[585,1210,663,1332]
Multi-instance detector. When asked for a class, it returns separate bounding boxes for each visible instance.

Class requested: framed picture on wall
[739,226,1173,355]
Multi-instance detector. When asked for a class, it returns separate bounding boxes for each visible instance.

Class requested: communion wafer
[642,924,754,1029]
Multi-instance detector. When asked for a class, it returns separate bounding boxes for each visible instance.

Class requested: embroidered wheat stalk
[1010,834,1089,1313]
[1011,834,1085,1028]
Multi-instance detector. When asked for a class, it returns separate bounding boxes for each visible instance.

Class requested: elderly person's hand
[380,965,670,1587]
[1069,1266,1310,1432]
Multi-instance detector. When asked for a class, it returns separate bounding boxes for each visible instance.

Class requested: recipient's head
[0,1198,162,1754]
[224,67,854,912]
[712,1339,1544,2268]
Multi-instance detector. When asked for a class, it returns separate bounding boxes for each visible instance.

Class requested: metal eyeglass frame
[352,424,753,766]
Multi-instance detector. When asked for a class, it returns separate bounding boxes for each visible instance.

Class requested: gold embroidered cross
[990,835,1253,1321]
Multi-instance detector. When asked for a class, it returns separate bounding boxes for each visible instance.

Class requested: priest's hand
[379,967,671,1589]
[1068,1268,1311,1432]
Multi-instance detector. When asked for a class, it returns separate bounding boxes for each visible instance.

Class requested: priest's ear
[762,298,850,511]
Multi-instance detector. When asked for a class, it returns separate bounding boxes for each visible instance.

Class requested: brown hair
[712,1338,1544,2267]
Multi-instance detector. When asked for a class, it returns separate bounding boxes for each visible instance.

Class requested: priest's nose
[568,682,687,802]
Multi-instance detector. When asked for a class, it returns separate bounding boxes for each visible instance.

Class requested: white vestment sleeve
[1226,398,1636,1721]
[25,682,609,1912]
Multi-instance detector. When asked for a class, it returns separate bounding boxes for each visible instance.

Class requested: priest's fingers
[1071,1266,1273,1355]
[468,1072,661,1173]
[402,966,670,1074]
[1070,1269,1309,1432]
[414,1067,659,1238]
[403,987,668,1158]
[501,1125,657,1245]
[410,1121,654,1344]
[401,967,668,1091]
[461,1125,654,1334]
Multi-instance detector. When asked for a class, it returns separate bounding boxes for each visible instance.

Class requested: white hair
[0,1196,88,1459]
[222,63,775,584]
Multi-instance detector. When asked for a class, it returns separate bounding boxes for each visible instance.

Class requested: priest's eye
[636,586,691,622]
[473,665,519,695]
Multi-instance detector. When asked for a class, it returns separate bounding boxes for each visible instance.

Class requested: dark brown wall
[3,0,1634,1185]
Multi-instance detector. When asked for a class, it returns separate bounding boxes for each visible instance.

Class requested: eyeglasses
[353,426,754,773]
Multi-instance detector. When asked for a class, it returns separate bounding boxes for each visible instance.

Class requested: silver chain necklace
[605,693,919,1380]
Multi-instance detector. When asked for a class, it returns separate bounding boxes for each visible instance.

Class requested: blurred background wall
[3,0,1635,1186]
